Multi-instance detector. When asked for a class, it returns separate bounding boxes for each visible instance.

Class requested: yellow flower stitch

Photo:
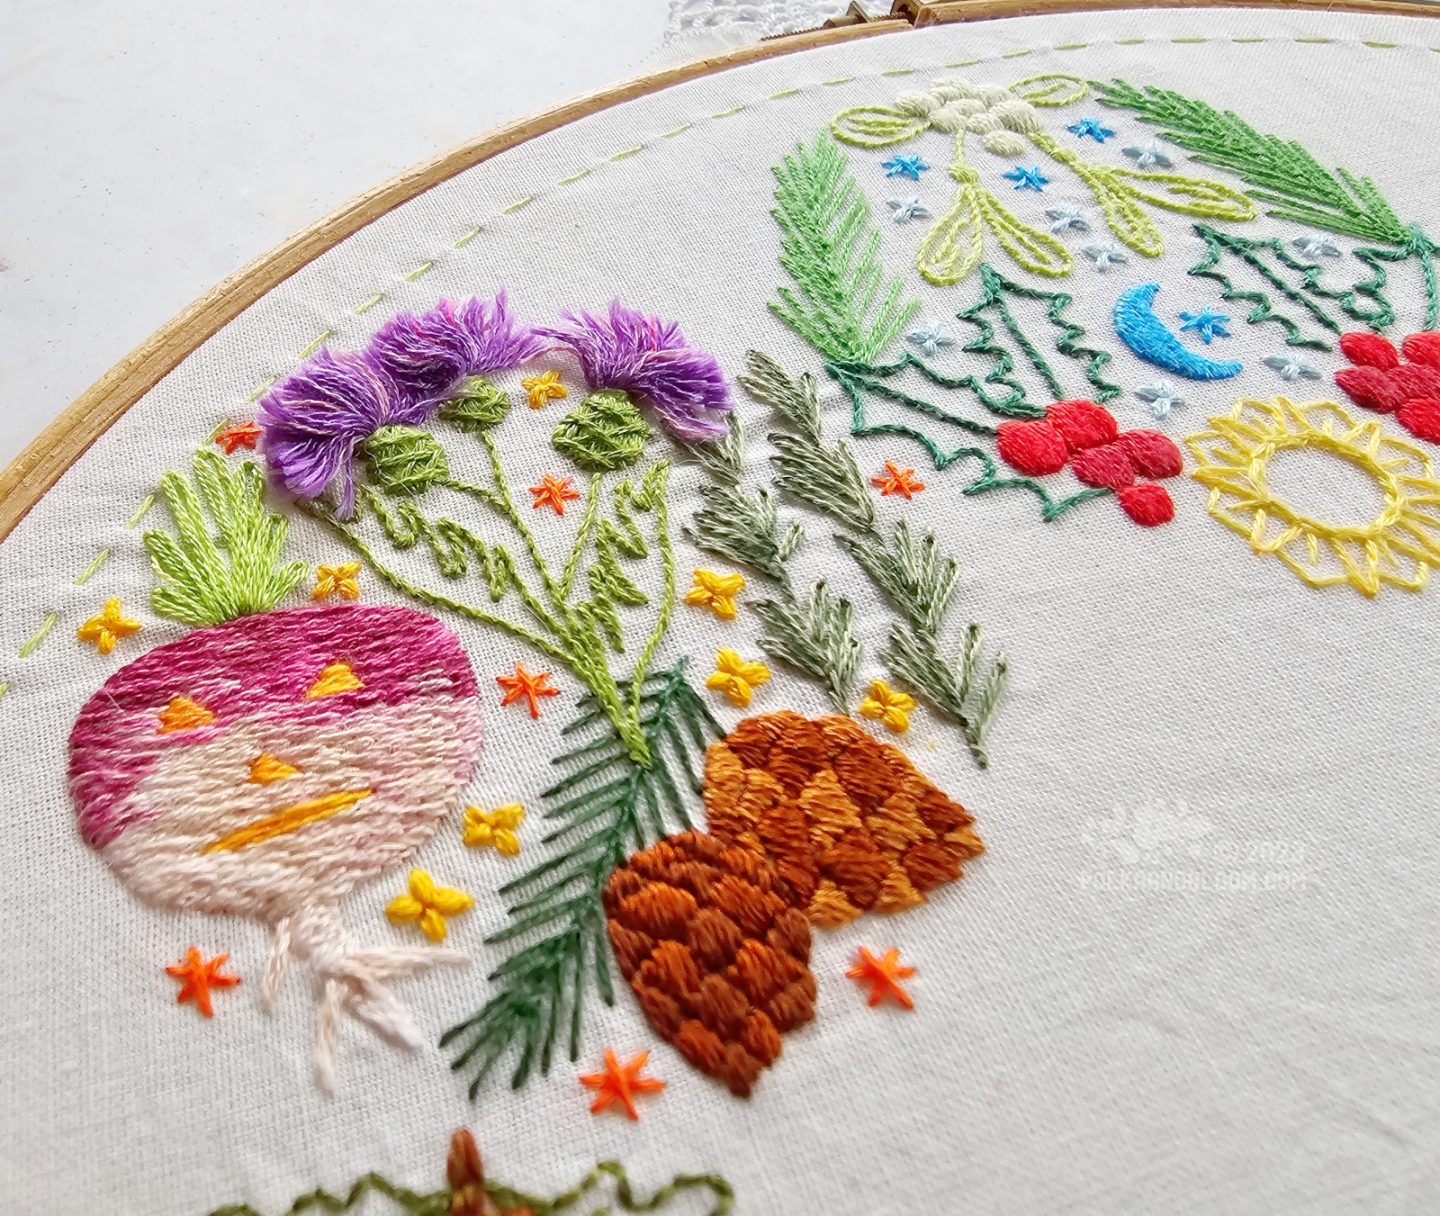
[684,569,746,620]
[706,649,772,708]
[858,679,917,733]
[462,804,525,856]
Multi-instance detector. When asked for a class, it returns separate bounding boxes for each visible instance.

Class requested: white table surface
[0,0,688,470]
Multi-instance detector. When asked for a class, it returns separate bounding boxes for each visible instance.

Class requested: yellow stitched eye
[248,753,300,784]
[156,695,216,734]
[306,661,363,699]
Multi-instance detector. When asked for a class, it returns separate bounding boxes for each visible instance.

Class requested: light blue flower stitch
[882,155,930,180]
[1123,139,1173,168]
[1177,309,1232,344]
[1136,381,1185,420]
[887,196,932,224]
[906,320,955,357]
[1083,240,1128,272]
[1291,235,1342,259]
[1264,354,1322,382]
[1046,205,1089,234]
[1003,166,1050,192]
[1066,118,1116,143]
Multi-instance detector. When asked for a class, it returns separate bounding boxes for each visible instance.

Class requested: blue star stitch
[1003,166,1050,192]
[1177,309,1231,344]
[882,155,929,181]
[1066,118,1116,142]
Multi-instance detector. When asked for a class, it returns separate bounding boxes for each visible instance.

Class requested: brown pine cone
[703,711,984,927]
[603,830,817,1097]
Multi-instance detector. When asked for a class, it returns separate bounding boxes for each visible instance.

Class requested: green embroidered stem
[477,430,567,610]
[144,451,306,626]
[560,473,604,598]
[1027,130,1254,258]
[769,133,920,362]
[678,413,745,488]
[301,501,572,664]
[627,466,676,725]
[919,131,1070,284]
[740,352,1007,766]
[440,662,720,1096]
[1187,223,1343,345]
[206,1158,734,1216]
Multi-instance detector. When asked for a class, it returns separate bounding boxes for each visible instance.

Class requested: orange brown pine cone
[703,711,984,927]
[603,830,817,1097]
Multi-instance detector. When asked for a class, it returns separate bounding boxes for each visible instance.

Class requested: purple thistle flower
[257,348,419,516]
[535,301,732,441]
[369,291,544,403]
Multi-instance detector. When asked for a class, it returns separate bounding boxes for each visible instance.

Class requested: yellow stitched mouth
[202,788,372,854]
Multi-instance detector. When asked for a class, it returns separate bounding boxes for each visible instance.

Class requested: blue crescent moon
[1113,283,1243,380]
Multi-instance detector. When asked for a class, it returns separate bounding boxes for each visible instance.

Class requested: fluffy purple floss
[536,301,732,441]
[369,292,545,402]
[256,348,419,516]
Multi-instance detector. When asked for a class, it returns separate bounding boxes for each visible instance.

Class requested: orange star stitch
[846,946,916,1009]
[871,461,925,500]
[496,662,560,718]
[521,369,568,409]
[165,947,241,1018]
[529,474,581,516]
[580,1049,666,1120]
[76,597,142,654]
[214,420,262,454]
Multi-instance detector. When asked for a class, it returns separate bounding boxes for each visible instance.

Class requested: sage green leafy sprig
[736,351,1007,767]
[684,419,863,710]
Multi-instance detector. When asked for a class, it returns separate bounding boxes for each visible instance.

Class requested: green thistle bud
[550,389,651,472]
[439,376,512,432]
[362,425,450,496]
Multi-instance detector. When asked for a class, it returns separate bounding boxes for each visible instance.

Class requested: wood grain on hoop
[0,0,1434,542]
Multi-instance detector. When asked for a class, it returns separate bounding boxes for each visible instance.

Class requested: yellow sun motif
[1185,397,1440,596]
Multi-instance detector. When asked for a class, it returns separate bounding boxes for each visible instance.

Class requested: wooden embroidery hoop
[1,0,1433,541]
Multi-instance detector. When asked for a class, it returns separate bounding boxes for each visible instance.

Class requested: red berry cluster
[1335,332,1440,444]
[995,400,1184,527]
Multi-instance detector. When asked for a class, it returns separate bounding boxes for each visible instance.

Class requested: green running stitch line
[440,661,720,1097]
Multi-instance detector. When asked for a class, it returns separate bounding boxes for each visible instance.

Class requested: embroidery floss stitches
[704,711,984,928]
[830,74,1252,283]
[737,353,1011,763]
[441,662,721,1098]
[206,1128,735,1216]
[1185,396,1440,595]
[1093,78,1440,331]
[68,454,483,1091]
[604,830,818,1098]
[1114,284,1245,381]
[1336,331,1440,444]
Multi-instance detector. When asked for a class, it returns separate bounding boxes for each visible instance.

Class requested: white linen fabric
[2,9,1439,1215]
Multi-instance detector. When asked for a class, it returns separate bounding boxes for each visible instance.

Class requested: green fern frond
[144,450,306,626]
[440,662,719,1097]
[770,133,920,363]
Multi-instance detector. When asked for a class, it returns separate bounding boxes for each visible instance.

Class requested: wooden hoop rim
[1,0,1433,541]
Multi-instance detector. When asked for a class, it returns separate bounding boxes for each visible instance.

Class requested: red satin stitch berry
[1116,430,1184,479]
[996,419,1069,475]
[1388,363,1440,401]
[1117,482,1175,527]
[1335,366,1407,413]
[1071,443,1136,490]
[1398,399,1440,444]
[1046,400,1119,452]
[1338,332,1399,370]
[1400,332,1440,368]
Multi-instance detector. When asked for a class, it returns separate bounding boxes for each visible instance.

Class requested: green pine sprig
[770,132,920,364]
[440,661,719,1097]
[740,351,1007,767]
[144,450,306,626]
[1092,78,1411,243]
